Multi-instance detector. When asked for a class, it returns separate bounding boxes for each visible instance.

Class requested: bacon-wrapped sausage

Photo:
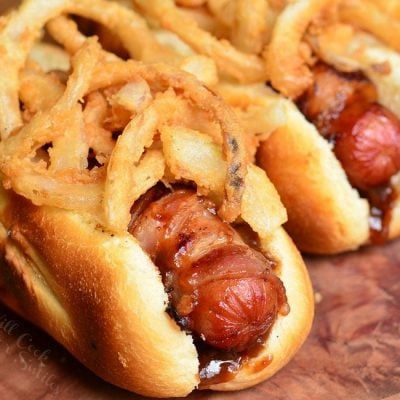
[130,188,288,352]
[299,63,400,191]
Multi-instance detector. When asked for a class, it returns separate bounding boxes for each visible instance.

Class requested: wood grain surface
[0,239,399,400]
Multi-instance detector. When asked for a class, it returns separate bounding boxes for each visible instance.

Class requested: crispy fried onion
[0,40,103,211]
[89,61,248,227]
[19,63,65,118]
[308,23,400,118]
[216,82,289,160]
[46,16,119,62]
[265,0,333,99]
[0,0,251,233]
[47,16,219,88]
[231,0,270,54]
[368,0,400,20]
[134,0,268,83]
[0,0,177,140]
[206,0,236,28]
[338,0,400,54]
[160,126,287,238]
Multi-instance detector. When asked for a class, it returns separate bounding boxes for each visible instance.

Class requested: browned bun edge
[0,189,199,398]
[257,102,371,254]
[0,187,314,396]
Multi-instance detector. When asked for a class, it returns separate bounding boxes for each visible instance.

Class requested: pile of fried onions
[1,0,396,234]
[130,0,400,101]
[95,0,400,158]
[0,0,288,237]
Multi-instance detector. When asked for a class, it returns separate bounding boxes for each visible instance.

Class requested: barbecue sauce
[129,186,288,386]
[366,186,397,245]
[197,336,273,387]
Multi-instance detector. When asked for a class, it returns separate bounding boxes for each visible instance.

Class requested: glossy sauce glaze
[299,63,400,241]
[129,186,288,384]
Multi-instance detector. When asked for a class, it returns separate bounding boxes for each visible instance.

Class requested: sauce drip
[234,224,262,253]
[366,185,397,244]
[197,337,273,387]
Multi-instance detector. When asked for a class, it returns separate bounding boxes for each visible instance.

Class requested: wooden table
[0,239,399,400]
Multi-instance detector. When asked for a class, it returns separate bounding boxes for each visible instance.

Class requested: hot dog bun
[258,103,400,254]
[0,189,199,398]
[257,27,400,255]
[0,186,314,397]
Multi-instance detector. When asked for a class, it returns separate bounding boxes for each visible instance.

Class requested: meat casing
[299,63,400,190]
[130,189,287,352]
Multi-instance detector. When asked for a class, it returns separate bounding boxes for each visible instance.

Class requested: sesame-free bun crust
[388,174,400,240]
[0,187,313,397]
[0,190,199,398]
[257,101,400,254]
[257,102,372,254]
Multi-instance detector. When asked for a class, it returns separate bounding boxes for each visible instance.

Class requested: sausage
[333,103,400,190]
[129,189,287,352]
[298,63,377,138]
[299,63,400,190]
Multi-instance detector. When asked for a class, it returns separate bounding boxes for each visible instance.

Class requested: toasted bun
[0,186,313,397]
[389,206,400,239]
[0,190,199,398]
[257,102,371,254]
[257,98,400,255]
[388,174,400,240]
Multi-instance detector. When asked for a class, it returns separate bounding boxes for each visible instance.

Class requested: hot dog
[299,63,400,192]
[130,188,288,352]
[0,183,313,397]
[257,42,400,253]
[333,104,400,191]
[250,10,400,253]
